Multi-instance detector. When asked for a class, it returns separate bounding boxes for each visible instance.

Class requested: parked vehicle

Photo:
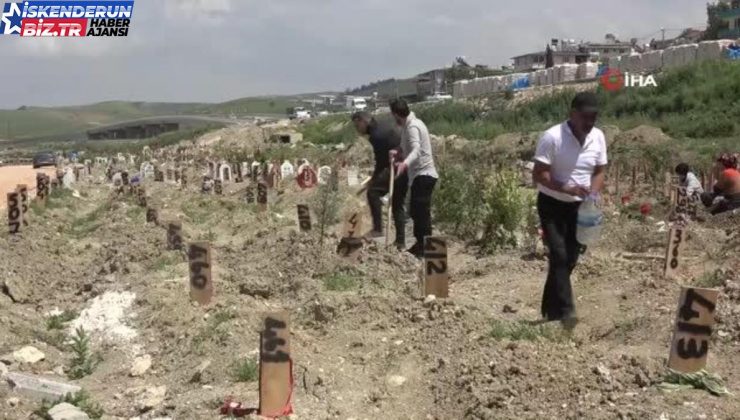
[289,107,311,120]
[32,151,56,169]
[345,97,367,112]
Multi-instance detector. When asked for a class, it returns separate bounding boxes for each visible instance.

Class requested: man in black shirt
[352,111,408,248]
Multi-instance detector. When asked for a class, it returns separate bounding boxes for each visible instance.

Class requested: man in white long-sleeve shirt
[389,99,439,258]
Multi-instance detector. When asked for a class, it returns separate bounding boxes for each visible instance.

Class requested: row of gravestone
[202,160,360,187]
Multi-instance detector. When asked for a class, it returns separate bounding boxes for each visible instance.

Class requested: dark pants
[537,193,581,321]
[410,175,437,246]
[367,170,408,244]
[701,192,740,215]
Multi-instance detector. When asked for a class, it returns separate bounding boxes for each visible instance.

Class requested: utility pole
[661,27,666,43]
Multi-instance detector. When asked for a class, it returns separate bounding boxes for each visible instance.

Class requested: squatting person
[351,111,409,249]
[701,153,740,215]
[532,92,607,327]
[389,99,439,258]
[675,162,704,199]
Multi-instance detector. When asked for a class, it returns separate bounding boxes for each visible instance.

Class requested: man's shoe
[406,242,423,258]
[560,315,579,331]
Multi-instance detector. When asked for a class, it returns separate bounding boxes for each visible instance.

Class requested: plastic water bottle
[576,194,604,246]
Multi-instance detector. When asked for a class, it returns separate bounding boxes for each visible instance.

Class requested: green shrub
[46,311,77,330]
[68,327,100,380]
[232,358,258,382]
[34,390,104,419]
[322,272,358,291]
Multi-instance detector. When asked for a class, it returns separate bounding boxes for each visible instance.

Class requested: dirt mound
[611,125,671,149]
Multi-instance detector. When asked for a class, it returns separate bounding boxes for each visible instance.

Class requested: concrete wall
[452,39,736,99]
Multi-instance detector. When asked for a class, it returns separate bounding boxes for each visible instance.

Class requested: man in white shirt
[390,99,439,258]
[674,163,704,197]
[532,92,607,327]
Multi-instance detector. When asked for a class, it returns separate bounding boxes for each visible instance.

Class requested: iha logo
[600,68,658,92]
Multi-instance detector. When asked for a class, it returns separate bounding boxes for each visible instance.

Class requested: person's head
[717,153,738,170]
[390,99,411,126]
[569,92,599,138]
[675,163,690,178]
[351,111,373,135]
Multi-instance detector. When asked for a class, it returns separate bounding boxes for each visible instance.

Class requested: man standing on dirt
[390,99,439,258]
[532,92,607,327]
[352,111,409,248]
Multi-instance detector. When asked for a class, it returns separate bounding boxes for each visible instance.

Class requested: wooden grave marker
[7,192,22,235]
[337,212,363,259]
[214,179,223,195]
[36,173,49,205]
[146,208,158,225]
[188,242,213,305]
[297,205,311,232]
[121,171,130,186]
[16,185,28,227]
[137,187,147,207]
[257,182,268,212]
[423,237,449,298]
[167,222,183,250]
[259,312,293,417]
[664,172,672,199]
[664,228,685,280]
[154,168,164,182]
[668,287,719,373]
[245,185,255,204]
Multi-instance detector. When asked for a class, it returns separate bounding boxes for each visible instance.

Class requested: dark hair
[351,111,371,122]
[717,153,738,169]
[675,163,690,176]
[390,99,411,118]
[571,92,599,112]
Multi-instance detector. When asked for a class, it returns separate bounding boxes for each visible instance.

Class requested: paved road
[0,165,56,209]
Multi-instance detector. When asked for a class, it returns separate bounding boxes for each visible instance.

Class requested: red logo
[600,68,624,92]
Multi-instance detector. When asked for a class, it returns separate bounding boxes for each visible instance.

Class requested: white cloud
[164,0,232,21]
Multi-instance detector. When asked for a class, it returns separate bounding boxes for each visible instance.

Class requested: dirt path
[0,165,56,209]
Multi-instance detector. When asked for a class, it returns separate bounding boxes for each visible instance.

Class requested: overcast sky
[0,0,708,108]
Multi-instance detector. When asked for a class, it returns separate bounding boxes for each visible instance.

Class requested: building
[719,0,740,39]
[416,69,447,99]
[511,36,633,71]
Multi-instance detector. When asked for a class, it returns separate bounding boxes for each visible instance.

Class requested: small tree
[704,2,731,41]
[311,171,342,248]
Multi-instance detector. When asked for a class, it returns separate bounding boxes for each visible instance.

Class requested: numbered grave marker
[16,185,28,226]
[337,212,363,259]
[259,312,293,417]
[7,192,22,235]
[297,205,311,232]
[245,186,256,204]
[214,179,223,195]
[167,222,183,250]
[188,242,213,305]
[664,228,685,280]
[257,182,268,212]
[423,237,449,298]
[154,168,164,182]
[36,173,49,204]
[146,208,158,225]
[121,171,130,186]
[668,287,719,373]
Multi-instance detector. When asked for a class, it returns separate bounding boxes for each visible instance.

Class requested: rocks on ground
[48,402,90,420]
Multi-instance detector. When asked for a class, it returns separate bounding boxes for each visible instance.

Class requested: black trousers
[701,191,740,215]
[410,175,437,246]
[367,169,408,244]
[537,193,581,321]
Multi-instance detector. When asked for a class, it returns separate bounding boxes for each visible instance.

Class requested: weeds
[191,309,236,354]
[46,310,77,330]
[232,358,258,382]
[490,320,563,342]
[322,272,358,291]
[694,271,725,288]
[68,327,100,380]
[34,390,104,419]
[68,200,111,238]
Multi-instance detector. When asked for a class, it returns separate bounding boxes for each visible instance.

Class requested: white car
[291,107,311,120]
[427,93,453,102]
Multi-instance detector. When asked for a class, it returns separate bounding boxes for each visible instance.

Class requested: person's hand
[395,161,408,178]
[561,184,590,198]
[389,150,399,162]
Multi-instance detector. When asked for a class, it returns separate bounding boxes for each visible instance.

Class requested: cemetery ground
[0,135,739,420]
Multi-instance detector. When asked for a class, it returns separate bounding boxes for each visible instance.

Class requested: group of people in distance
[675,153,740,215]
[350,93,737,329]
